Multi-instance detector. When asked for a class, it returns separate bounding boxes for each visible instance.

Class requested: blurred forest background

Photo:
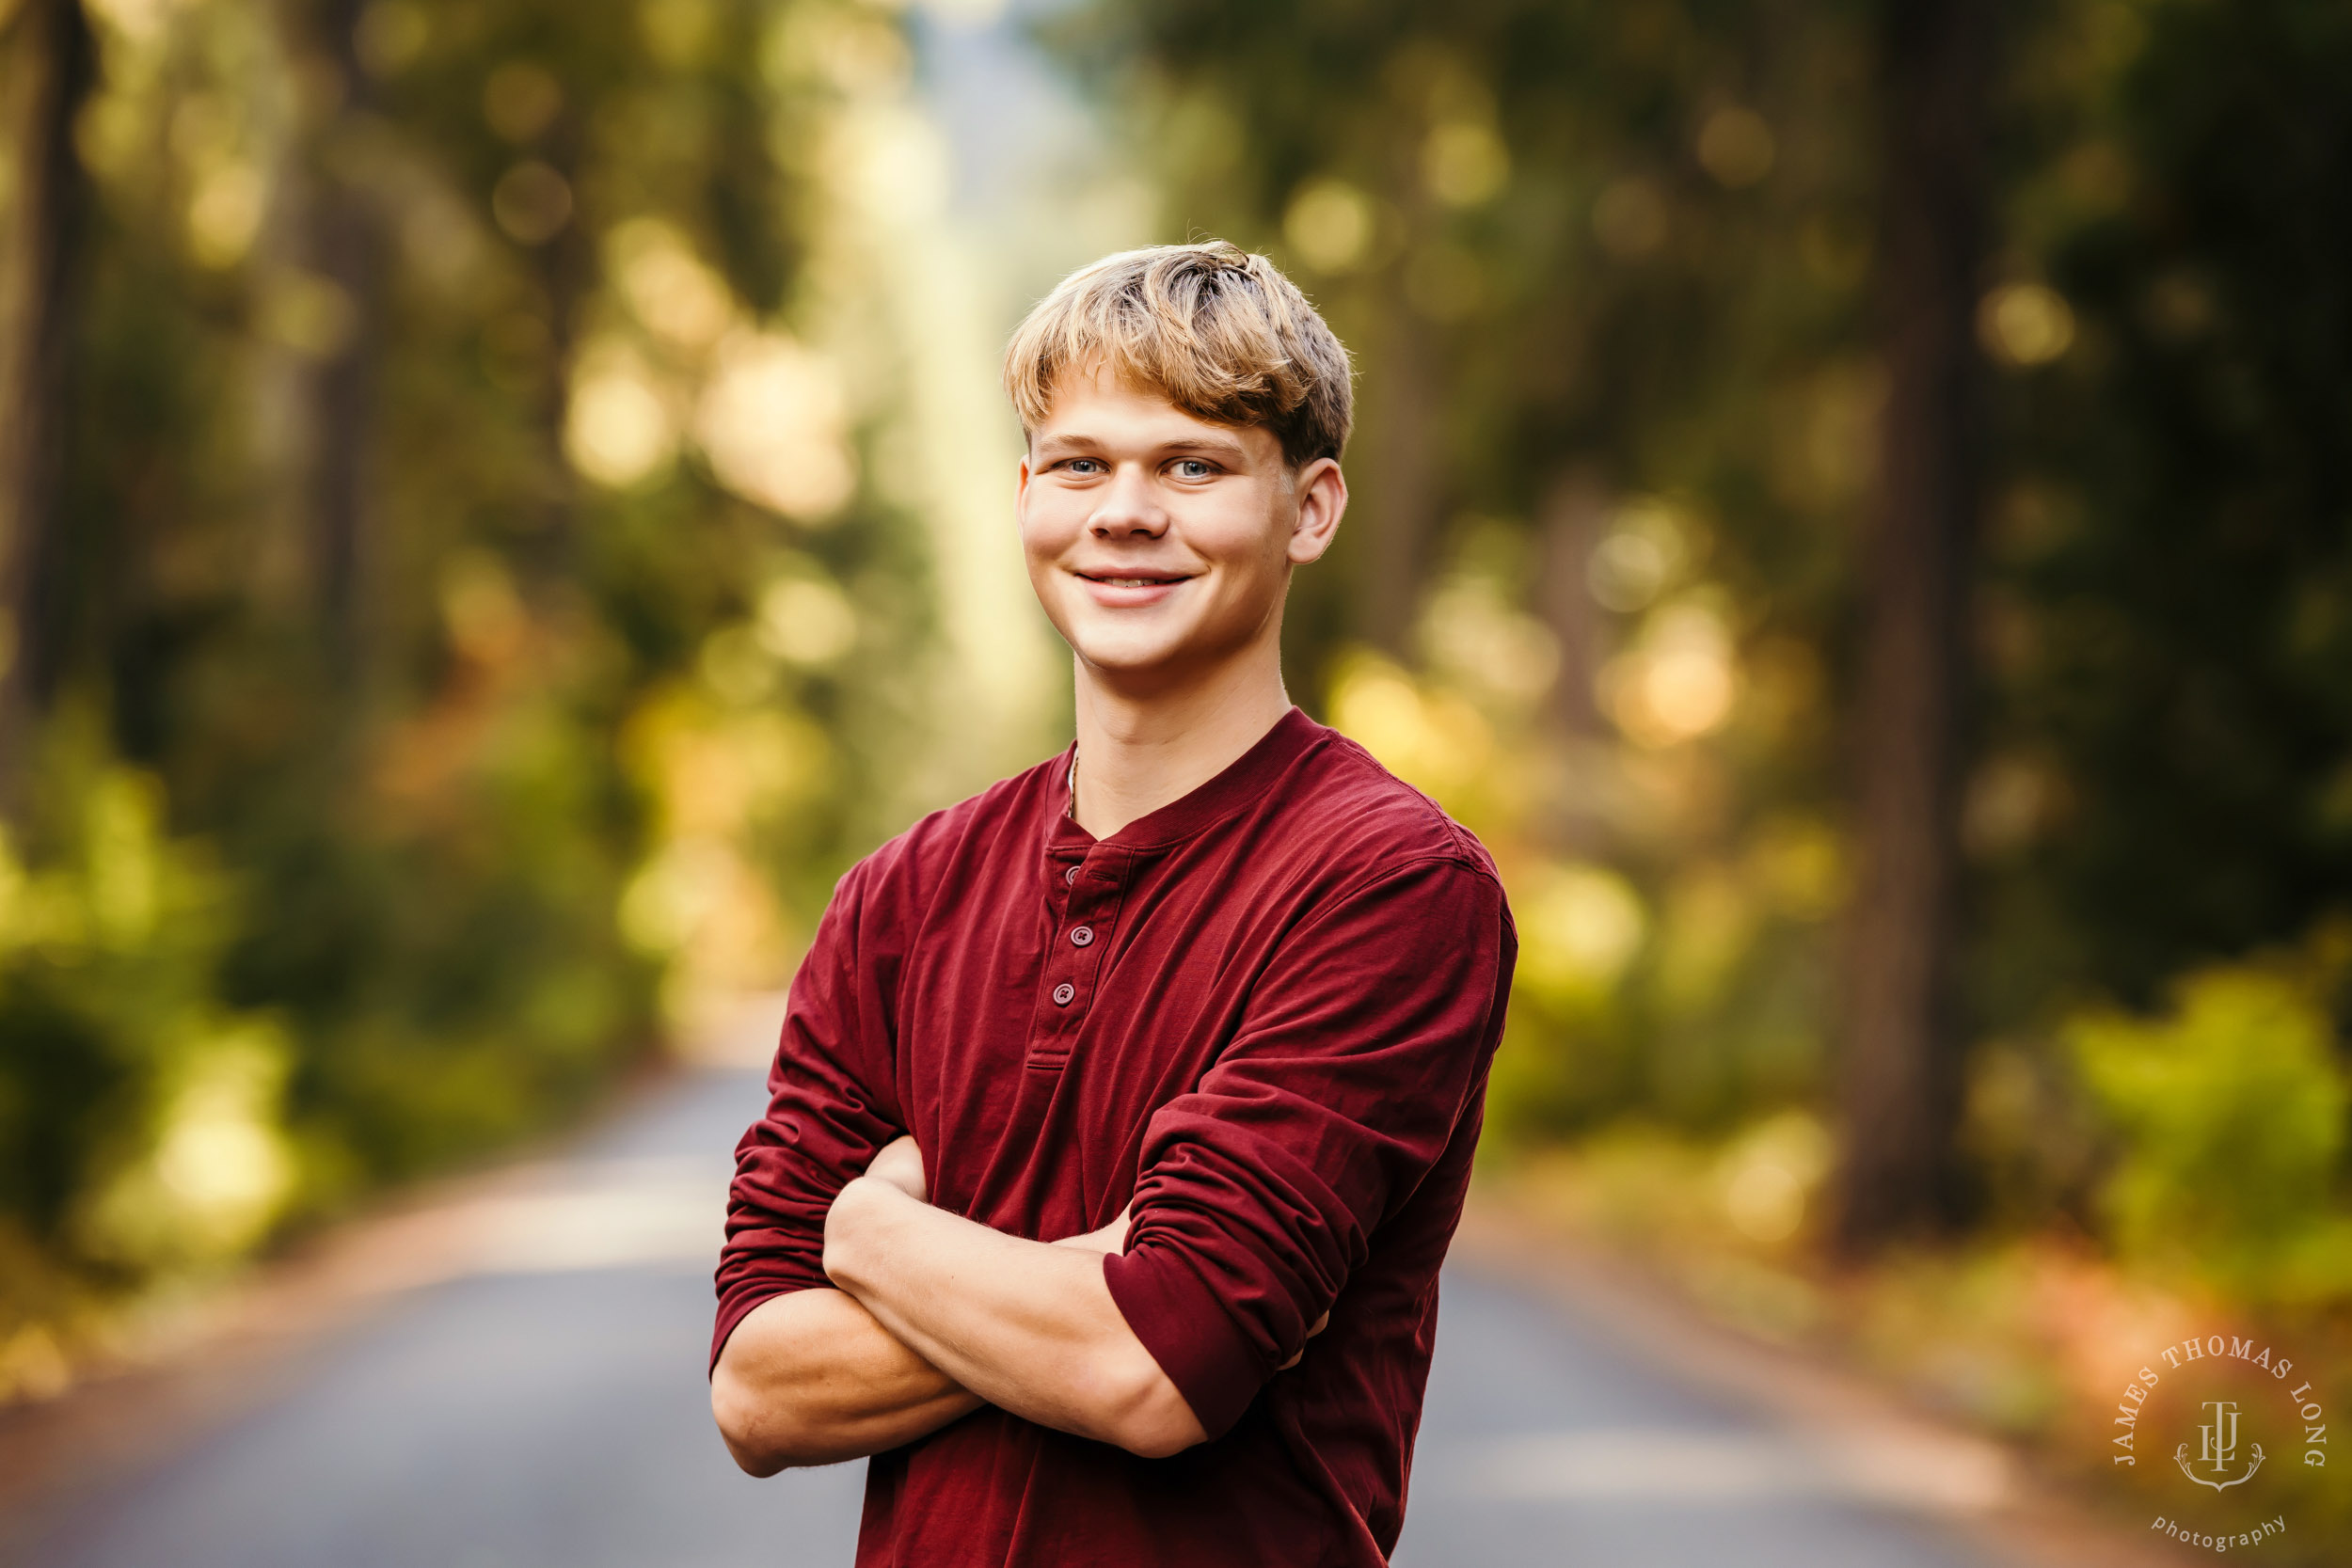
[2,0,2349,1548]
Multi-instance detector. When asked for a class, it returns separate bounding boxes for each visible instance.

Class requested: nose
[1088,462,1168,540]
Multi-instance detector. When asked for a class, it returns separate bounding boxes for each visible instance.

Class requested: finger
[1307,1311,1330,1339]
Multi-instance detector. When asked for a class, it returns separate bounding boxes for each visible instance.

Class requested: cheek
[1018,497,1077,564]
[1017,516,1048,564]
[1210,517,1295,591]
[1188,492,1289,572]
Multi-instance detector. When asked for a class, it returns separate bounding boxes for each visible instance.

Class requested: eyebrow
[1034,433,1254,463]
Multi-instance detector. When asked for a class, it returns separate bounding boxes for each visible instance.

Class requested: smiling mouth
[1076,572,1192,588]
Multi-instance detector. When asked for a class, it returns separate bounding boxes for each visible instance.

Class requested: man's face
[1017,367,1343,689]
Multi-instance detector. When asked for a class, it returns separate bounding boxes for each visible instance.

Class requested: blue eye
[1174,460,1212,478]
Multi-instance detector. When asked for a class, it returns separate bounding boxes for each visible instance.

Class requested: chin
[1053,594,1271,687]
[1054,607,1180,666]
[1071,635,1188,680]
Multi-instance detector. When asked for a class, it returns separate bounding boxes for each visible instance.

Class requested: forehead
[1032,363,1279,459]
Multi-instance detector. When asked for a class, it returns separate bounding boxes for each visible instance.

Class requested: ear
[1286,457,1347,565]
[1016,450,1036,520]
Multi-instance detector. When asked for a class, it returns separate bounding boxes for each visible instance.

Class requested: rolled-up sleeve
[1101,854,1512,1437]
[710,855,906,1370]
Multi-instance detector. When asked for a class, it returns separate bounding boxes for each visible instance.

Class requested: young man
[710,241,1516,1565]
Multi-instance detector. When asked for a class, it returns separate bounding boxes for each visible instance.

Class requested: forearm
[823,1177,1207,1457]
[710,1285,983,1474]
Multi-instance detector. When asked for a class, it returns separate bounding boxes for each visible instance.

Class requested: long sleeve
[1100,851,1515,1437]
[710,853,909,1369]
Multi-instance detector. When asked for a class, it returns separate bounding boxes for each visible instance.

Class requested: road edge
[1450,1195,2192,1568]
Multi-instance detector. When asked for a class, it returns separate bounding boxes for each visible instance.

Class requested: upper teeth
[1106,578,1160,587]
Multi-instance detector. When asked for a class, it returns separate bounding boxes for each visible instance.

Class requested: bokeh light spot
[566,352,677,488]
[1697,106,1776,188]
[1518,863,1648,1001]
[1587,498,1690,613]
[1603,600,1740,746]
[492,160,573,245]
[186,163,265,268]
[693,331,855,520]
[1594,177,1670,260]
[758,578,859,667]
[1979,283,2075,367]
[608,218,736,351]
[356,1,429,77]
[258,271,358,358]
[1285,179,1375,274]
[1422,121,1509,207]
[484,61,564,143]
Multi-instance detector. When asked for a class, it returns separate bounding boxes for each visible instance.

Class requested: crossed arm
[713,859,1496,1477]
[710,1137,1210,1473]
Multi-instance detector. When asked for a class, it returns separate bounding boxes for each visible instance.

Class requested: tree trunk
[0,0,95,795]
[522,146,586,589]
[1354,286,1439,657]
[1832,0,1992,1251]
[1537,464,1610,740]
[1535,464,1612,853]
[294,0,385,686]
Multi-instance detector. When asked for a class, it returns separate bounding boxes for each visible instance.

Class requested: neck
[1070,637,1293,840]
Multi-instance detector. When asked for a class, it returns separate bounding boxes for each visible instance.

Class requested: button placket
[1026,849,1130,1067]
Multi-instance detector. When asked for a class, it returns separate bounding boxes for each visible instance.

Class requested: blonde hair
[1003,241,1354,466]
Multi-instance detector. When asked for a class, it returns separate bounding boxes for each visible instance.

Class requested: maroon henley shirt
[714,707,1517,1565]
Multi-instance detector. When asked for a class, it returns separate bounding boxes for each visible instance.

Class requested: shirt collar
[1043,706,1324,855]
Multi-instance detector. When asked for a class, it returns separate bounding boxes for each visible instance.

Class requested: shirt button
[1053,981,1075,1006]
[1064,865,1078,884]
[1070,926,1094,947]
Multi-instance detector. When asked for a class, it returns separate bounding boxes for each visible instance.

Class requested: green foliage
[218,688,658,1203]
[2071,968,2352,1302]
[1971,0,2352,1026]
[0,713,288,1334]
[1,0,964,1347]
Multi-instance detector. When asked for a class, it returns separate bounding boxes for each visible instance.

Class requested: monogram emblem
[2174,1400,2265,1492]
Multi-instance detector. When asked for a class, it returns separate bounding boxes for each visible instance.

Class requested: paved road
[12,1068,2006,1568]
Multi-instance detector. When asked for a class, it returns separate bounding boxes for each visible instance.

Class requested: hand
[1052,1205,1132,1255]
[1278,1311,1330,1371]
[1047,1207,1322,1366]
[865,1134,927,1203]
